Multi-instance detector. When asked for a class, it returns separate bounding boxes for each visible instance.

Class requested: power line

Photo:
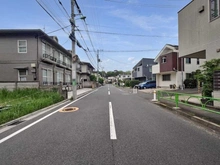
[92,49,160,53]
[36,0,69,35]
[58,0,71,18]
[78,29,177,38]
[105,0,181,8]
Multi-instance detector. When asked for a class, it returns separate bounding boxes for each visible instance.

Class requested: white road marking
[0,90,97,144]
[109,102,117,140]
[108,91,110,95]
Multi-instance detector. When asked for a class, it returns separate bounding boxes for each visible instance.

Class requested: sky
[0,0,191,72]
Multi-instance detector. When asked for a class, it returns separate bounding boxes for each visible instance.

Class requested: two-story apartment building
[79,61,95,88]
[0,29,72,87]
[152,44,205,88]
[132,58,156,82]
[178,0,220,98]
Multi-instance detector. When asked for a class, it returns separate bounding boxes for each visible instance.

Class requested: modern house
[152,44,205,88]
[0,29,75,89]
[132,58,156,82]
[178,0,220,98]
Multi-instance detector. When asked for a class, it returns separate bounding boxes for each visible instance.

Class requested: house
[178,0,220,98]
[116,74,131,81]
[79,61,95,88]
[0,29,74,89]
[132,58,156,82]
[152,44,205,89]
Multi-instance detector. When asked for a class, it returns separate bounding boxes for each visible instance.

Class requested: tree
[195,59,220,97]
[90,75,97,82]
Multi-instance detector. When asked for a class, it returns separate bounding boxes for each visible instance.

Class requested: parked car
[138,80,156,89]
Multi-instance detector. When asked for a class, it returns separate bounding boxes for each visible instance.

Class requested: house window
[186,58,191,64]
[197,58,200,65]
[42,69,53,85]
[18,40,27,53]
[149,66,152,72]
[137,68,140,71]
[186,73,193,79]
[18,69,27,81]
[162,56,166,63]
[162,74,171,81]
[57,71,63,84]
[65,74,71,84]
[210,0,220,21]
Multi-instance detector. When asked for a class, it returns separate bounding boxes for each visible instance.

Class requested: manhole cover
[59,107,79,112]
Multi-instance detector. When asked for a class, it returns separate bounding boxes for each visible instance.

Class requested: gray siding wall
[0,35,38,81]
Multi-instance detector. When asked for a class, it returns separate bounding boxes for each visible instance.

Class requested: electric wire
[78,29,177,38]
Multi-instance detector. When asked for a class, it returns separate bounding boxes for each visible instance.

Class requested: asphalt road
[0,85,220,165]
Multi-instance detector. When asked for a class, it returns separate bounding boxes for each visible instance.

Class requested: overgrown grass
[0,88,64,125]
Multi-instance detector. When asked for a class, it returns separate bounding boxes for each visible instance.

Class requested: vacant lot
[0,88,64,125]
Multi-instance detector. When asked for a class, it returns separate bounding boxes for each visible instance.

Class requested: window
[149,66,152,72]
[65,74,71,84]
[18,69,27,81]
[197,58,200,65]
[186,58,191,64]
[162,56,166,63]
[57,71,63,84]
[42,69,53,85]
[137,68,140,71]
[210,0,220,21]
[162,74,171,81]
[18,40,27,53]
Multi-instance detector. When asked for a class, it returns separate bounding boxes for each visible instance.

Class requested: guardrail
[157,91,220,115]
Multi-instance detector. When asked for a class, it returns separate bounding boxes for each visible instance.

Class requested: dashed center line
[108,91,110,95]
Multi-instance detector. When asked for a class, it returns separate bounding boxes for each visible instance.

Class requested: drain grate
[59,107,79,112]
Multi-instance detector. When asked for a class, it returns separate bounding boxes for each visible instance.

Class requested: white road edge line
[109,102,117,140]
[0,89,98,144]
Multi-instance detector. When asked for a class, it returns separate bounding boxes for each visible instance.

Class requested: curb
[154,101,220,133]
[0,99,71,128]
[0,89,95,129]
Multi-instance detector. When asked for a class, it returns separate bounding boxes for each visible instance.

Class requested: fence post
[174,93,180,109]
[151,90,158,102]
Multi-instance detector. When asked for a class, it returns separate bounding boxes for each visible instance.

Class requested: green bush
[124,80,140,88]
[184,78,197,88]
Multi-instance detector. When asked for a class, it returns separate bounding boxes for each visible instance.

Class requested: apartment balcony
[42,54,72,69]
[42,53,57,64]
[152,64,160,74]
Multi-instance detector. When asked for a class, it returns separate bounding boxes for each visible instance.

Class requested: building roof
[0,29,72,58]
[80,61,95,69]
[133,58,155,69]
[154,44,179,62]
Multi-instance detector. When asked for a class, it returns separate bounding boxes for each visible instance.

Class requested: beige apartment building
[178,0,220,60]
[178,0,220,101]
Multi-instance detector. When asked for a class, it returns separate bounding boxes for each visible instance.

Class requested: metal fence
[157,91,220,115]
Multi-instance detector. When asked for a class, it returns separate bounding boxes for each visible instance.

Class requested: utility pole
[70,0,77,100]
[97,50,99,82]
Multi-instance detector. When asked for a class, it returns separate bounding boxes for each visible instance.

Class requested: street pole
[97,50,99,83]
[71,0,77,100]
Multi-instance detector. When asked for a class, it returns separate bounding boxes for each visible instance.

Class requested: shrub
[184,78,197,88]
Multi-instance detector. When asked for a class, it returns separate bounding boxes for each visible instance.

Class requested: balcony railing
[42,54,57,62]
[42,54,71,69]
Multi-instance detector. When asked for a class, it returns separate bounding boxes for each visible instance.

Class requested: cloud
[128,57,135,61]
